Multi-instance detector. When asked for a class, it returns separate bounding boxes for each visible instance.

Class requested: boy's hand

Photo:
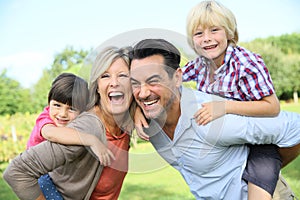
[90,140,115,166]
[194,101,226,125]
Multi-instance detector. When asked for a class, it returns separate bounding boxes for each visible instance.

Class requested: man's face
[130,54,181,120]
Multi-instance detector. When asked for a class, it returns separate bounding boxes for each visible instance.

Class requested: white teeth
[144,99,158,105]
[109,92,123,97]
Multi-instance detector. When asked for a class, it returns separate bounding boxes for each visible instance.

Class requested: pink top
[26,106,55,149]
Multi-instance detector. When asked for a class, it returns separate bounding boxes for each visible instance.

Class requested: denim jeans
[38,174,63,200]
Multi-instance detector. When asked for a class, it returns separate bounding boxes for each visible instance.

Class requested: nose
[58,107,68,118]
[138,84,151,99]
[203,31,211,43]
[110,76,119,87]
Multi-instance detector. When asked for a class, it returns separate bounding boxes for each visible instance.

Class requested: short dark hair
[130,39,181,77]
[48,73,88,113]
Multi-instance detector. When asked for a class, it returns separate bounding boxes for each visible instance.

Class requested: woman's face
[97,58,132,116]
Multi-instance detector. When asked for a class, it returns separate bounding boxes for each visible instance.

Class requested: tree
[50,46,90,78]
[0,70,35,115]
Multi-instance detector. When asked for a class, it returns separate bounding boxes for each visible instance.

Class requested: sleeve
[3,141,85,200]
[35,107,55,132]
[27,107,55,148]
[211,111,300,147]
[238,57,275,100]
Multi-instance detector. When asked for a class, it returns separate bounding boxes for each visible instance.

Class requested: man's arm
[207,111,300,148]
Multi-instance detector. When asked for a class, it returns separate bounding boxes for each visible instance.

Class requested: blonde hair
[186,0,239,50]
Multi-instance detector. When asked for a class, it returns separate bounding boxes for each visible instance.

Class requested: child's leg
[279,143,300,167]
[38,174,63,200]
[248,182,272,200]
[242,144,282,200]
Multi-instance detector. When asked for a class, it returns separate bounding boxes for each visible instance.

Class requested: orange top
[90,130,130,200]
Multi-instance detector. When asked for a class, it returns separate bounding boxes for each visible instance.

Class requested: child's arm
[134,106,150,141]
[194,94,280,125]
[41,125,115,166]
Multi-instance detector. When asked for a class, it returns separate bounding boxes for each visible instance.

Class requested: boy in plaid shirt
[182,1,297,199]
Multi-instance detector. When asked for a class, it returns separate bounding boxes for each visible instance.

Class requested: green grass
[119,143,195,200]
[281,155,300,198]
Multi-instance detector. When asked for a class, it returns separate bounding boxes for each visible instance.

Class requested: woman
[3,46,136,200]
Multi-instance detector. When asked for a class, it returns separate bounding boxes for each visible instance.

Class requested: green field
[1,103,299,199]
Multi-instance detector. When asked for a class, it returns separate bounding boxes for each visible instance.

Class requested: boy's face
[130,54,181,120]
[49,100,79,127]
[192,25,228,67]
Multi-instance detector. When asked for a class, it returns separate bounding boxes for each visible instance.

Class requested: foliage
[0,113,35,162]
[0,70,36,115]
[253,32,300,55]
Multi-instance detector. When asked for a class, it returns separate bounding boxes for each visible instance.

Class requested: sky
[0,0,299,88]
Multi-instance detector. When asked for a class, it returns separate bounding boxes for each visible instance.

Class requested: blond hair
[186,0,239,50]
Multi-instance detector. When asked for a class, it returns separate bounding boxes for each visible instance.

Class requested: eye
[131,81,140,88]
[148,79,160,86]
[100,73,110,78]
[194,31,203,37]
[211,27,220,32]
[53,103,61,107]
[119,73,129,78]
[69,107,78,113]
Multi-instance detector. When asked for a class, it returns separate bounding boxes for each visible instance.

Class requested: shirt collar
[214,45,234,75]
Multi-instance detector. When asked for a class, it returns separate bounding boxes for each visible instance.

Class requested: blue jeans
[38,174,63,200]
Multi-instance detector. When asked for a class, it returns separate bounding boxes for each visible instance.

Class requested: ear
[174,68,182,87]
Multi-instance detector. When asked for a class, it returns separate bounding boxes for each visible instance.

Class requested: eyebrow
[130,74,162,83]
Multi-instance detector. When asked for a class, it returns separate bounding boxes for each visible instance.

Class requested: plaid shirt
[182,45,275,101]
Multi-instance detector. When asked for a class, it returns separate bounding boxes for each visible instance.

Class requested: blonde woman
[4,46,136,200]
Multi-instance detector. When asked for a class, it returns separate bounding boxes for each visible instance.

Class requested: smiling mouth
[142,99,159,108]
[203,44,217,50]
[109,92,124,104]
[56,118,69,125]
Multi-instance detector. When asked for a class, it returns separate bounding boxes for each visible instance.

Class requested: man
[129,38,300,200]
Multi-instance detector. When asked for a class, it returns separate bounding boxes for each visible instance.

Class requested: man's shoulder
[181,87,223,102]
